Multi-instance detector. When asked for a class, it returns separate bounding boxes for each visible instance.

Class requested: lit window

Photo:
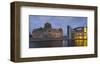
[84,36,87,39]
[78,36,82,39]
[84,27,87,32]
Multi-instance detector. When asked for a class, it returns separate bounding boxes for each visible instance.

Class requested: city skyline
[29,15,87,36]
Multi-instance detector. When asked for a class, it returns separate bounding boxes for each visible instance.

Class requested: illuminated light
[76,40,83,46]
[79,40,83,43]
[75,40,83,46]
[84,27,87,32]
[74,27,87,46]
[84,40,87,46]
[79,40,83,46]
[78,36,82,39]
[84,36,87,39]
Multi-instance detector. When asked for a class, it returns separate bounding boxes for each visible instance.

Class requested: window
[73,27,87,46]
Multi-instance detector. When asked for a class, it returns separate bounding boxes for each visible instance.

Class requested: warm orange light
[84,36,87,39]
[79,36,82,39]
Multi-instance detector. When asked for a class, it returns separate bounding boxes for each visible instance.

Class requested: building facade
[30,22,87,47]
[67,26,87,46]
[72,27,87,46]
[32,22,63,39]
[30,22,64,47]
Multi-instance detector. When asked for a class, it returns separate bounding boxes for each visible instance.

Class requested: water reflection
[29,40,68,48]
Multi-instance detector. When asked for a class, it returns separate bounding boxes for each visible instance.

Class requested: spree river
[29,40,68,48]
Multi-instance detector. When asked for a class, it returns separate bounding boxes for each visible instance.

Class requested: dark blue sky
[29,15,87,35]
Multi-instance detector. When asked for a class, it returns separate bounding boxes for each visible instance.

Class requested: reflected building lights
[73,27,87,46]
[67,26,87,46]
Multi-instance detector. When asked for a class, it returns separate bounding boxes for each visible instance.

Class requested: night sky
[29,15,87,36]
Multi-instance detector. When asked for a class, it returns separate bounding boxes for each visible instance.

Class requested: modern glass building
[72,27,87,46]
